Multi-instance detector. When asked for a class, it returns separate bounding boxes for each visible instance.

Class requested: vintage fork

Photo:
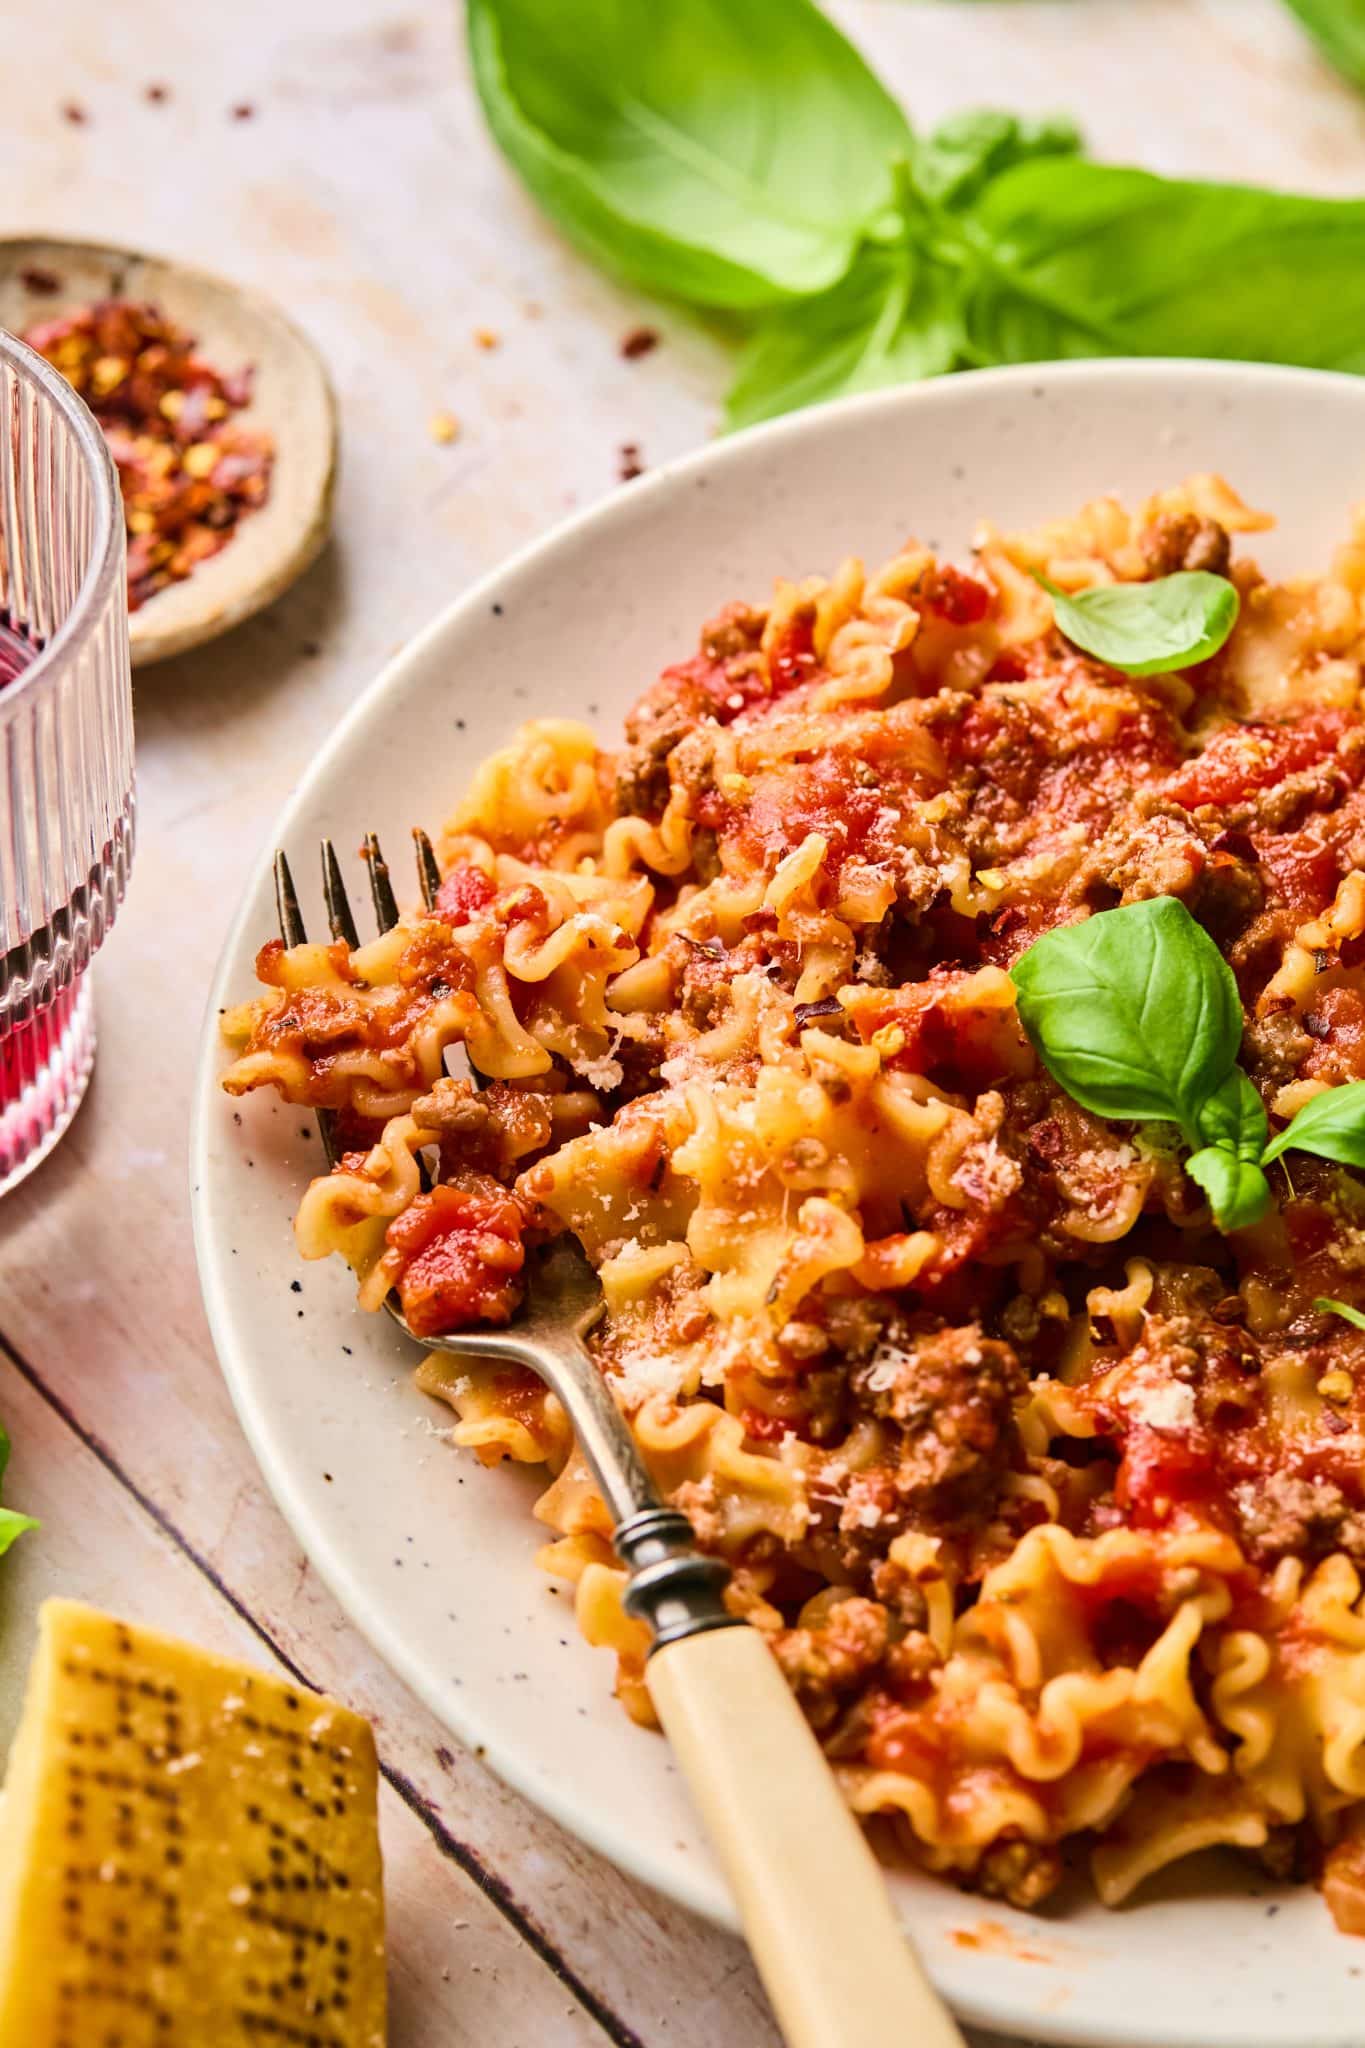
[275,833,964,2048]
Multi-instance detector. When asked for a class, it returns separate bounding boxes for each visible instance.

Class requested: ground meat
[771,1597,891,1731]
[1139,512,1231,579]
[869,1553,931,1630]
[411,1077,553,1176]
[884,1630,942,1690]
[615,691,705,818]
[1233,1472,1365,1566]
[777,1317,830,1360]
[671,1475,724,1550]
[1078,809,1205,909]
[1190,850,1264,946]
[700,600,766,662]
[853,1324,1025,1523]
[973,1839,1065,1911]
[1242,1006,1314,1085]
[823,1294,895,1361]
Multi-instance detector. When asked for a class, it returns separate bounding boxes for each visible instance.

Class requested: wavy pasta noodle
[225,479,1365,1930]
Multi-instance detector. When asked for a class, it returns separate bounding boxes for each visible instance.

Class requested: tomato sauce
[387,1181,526,1335]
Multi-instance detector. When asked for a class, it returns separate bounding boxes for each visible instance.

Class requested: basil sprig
[1010,899,1365,1232]
[1040,572,1239,677]
[470,0,1365,431]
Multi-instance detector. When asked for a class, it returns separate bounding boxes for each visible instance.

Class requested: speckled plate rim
[191,359,1365,2048]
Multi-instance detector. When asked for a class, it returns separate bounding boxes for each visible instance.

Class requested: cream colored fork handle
[647,1626,966,2048]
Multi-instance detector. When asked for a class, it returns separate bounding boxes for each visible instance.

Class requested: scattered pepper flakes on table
[22,299,275,612]
[428,410,460,445]
[230,101,256,120]
[143,82,170,104]
[618,441,645,482]
[473,327,500,351]
[620,325,659,360]
[59,101,88,125]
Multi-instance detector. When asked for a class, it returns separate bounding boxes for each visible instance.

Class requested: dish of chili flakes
[22,298,275,611]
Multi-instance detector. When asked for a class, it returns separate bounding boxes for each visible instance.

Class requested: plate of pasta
[193,359,1365,2046]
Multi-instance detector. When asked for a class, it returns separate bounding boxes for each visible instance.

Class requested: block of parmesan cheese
[0,1599,385,2047]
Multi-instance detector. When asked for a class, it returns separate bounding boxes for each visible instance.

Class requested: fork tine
[363,832,401,932]
[320,838,361,948]
[274,850,308,947]
[413,828,442,911]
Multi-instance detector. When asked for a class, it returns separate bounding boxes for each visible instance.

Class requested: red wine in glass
[0,335,132,1197]
[0,612,79,1141]
[0,613,34,688]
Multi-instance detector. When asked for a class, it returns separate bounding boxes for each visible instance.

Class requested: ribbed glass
[0,328,132,1194]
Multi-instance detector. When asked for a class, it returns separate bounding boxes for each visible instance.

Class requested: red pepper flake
[144,82,170,104]
[18,266,62,296]
[21,298,275,613]
[618,441,645,482]
[60,101,89,125]
[230,101,255,121]
[620,325,659,360]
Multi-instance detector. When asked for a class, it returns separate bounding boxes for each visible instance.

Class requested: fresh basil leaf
[1316,1295,1365,1331]
[1010,897,1243,1139]
[912,109,1082,210]
[724,239,965,430]
[1185,1147,1273,1232]
[1040,571,1239,677]
[962,159,1365,373]
[0,1421,35,1558]
[1196,1066,1269,1160]
[467,0,913,310]
[1283,2,1365,91]
[1262,1079,1365,1167]
[0,1506,37,1559]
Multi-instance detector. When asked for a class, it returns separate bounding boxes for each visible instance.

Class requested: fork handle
[646,1625,966,2048]
[615,1511,963,2048]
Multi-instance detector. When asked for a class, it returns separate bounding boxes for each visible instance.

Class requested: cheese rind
[0,1598,386,2046]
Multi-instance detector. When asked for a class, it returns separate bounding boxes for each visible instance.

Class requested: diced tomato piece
[1166,712,1351,809]
[916,564,992,627]
[387,1181,525,1335]
[1301,986,1365,1080]
[1253,825,1339,921]
[434,861,495,923]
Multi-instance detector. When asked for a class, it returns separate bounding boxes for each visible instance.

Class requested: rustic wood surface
[3,2,1363,2040]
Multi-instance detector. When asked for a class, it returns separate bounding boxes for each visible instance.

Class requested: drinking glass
[0,328,132,1195]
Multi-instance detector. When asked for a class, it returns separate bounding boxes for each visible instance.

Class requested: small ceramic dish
[0,236,337,665]
[192,359,1365,2047]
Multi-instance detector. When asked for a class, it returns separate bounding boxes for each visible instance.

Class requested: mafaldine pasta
[224,476,1365,1928]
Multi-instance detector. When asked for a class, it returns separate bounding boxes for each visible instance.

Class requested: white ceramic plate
[192,361,1365,2048]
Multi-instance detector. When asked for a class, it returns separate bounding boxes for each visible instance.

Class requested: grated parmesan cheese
[609,1347,688,1408]
[574,1053,624,1091]
[1128,1379,1197,1433]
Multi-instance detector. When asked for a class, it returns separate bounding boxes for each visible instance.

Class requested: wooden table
[2,3,1362,2040]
